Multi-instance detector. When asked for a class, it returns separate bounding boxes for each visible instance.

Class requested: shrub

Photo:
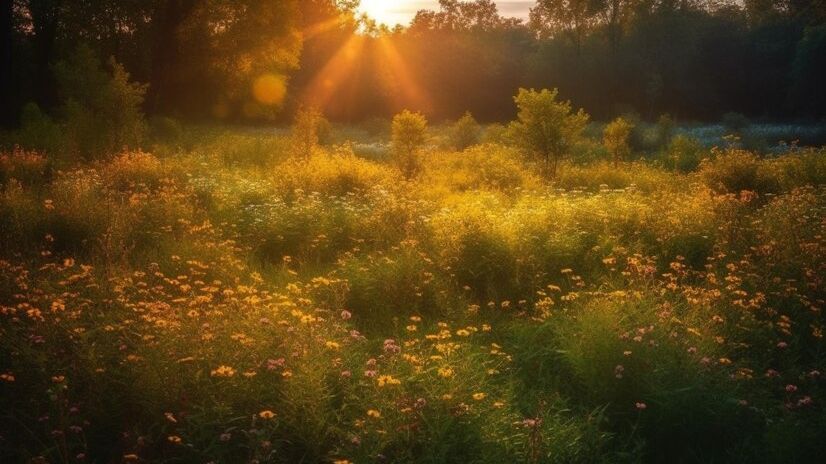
[54,45,147,160]
[16,103,63,155]
[603,117,634,167]
[423,144,538,193]
[450,111,482,150]
[274,145,396,197]
[481,123,509,145]
[699,148,767,194]
[509,88,589,177]
[291,106,326,160]
[664,134,704,172]
[655,113,675,148]
[391,110,428,179]
[0,148,50,187]
[148,116,183,145]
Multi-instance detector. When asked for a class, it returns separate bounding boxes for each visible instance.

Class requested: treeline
[2,0,825,126]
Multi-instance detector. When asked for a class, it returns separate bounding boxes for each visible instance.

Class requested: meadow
[1,113,825,463]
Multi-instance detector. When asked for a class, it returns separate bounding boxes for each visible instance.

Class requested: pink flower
[341,310,352,320]
[797,396,813,407]
[785,384,798,393]
[635,402,647,410]
[776,341,788,349]
[340,370,351,378]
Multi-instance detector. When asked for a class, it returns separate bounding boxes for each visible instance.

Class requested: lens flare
[252,74,287,105]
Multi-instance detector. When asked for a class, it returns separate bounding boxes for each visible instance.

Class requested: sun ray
[301,34,367,111]
[374,36,432,113]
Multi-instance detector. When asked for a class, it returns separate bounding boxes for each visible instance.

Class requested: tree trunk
[30,0,62,110]
[148,0,197,114]
[0,0,13,126]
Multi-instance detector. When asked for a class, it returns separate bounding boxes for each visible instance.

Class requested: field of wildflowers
[0,127,825,463]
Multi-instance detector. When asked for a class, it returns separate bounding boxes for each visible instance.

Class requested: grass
[0,125,825,463]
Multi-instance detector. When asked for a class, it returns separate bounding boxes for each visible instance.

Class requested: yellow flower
[211,365,236,377]
[367,409,381,418]
[406,325,418,332]
[258,410,276,419]
[410,315,422,322]
[472,392,487,401]
[456,329,470,337]
[325,341,341,350]
[437,367,454,378]
[334,460,351,464]
[377,375,401,387]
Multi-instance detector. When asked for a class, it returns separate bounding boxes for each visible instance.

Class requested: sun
[358,0,405,26]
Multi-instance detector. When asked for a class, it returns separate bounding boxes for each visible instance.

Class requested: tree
[603,117,634,167]
[530,0,600,54]
[450,111,482,150]
[54,45,147,159]
[508,88,589,177]
[0,0,12,126]
[391,110,428,179]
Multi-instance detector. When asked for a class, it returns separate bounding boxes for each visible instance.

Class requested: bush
[274,145,396,197]
[0,148,50,187]
[509,88,589,177]
[392,110,428,179]
[700,148,772,194]
[291,106,326,160]
[424,143,538,193]
[16,103,63,155]
[148,116,183,145]
[603,117,634,167]
[450,112,482,150]
[655,114,675,148]
[54,45,147,160]
[663,134,704,172]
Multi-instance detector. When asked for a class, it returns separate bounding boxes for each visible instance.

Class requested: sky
[356,1,534,27]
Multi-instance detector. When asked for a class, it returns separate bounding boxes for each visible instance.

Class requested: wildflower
[614,365,625,379]
[167,435,182,444]
[266,358,286,370]
[472,392,486,401]
[52,375,65,383]
[367,409,381,418]
[123,454,139,461]
[211,365,236,377]
[438,367,455,378]
[377,375,401,387]
[340,310,352,320]
[0,373,15,382]
[406,325,417,332]
[164,412,177,423]
[334,460,351,464]
[456,329,470,337]
[410,315,422,322]
[785,384,798,393]
[635,402,647,410]
[219,433,231,442]
[258,410,276,419]
[341,370,352,378]
[325,341,341,350]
